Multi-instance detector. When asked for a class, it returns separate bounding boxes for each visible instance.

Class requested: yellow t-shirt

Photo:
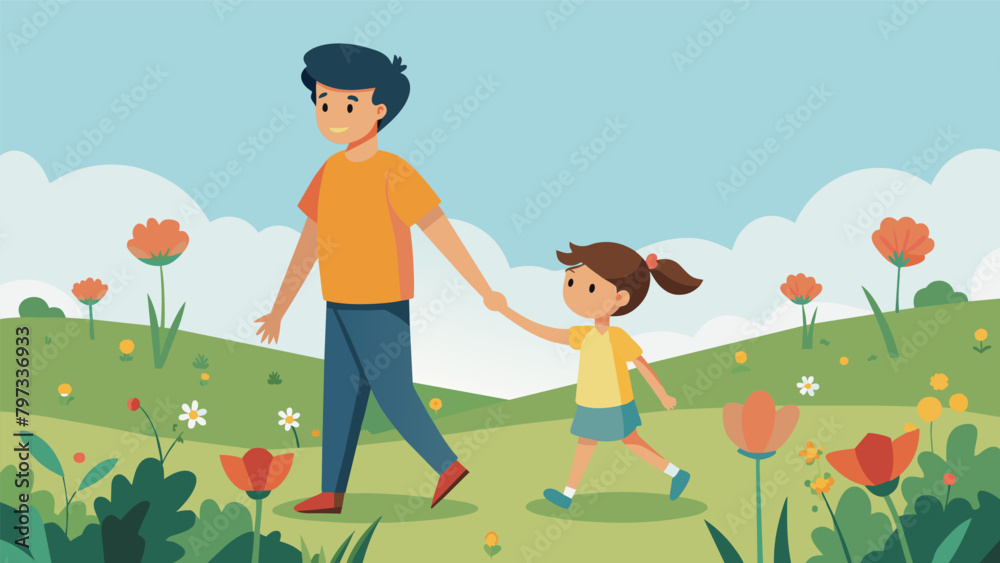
[569,326,643,408]
[298,151,440,304]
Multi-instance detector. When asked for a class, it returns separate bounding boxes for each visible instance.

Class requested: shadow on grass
[525,492,707,523]
[272,493,477,523]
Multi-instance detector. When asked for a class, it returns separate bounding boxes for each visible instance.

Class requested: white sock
[664,463,680,477]
[563,487,576,498]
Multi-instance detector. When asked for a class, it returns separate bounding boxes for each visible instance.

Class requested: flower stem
[755,458,763,563]
[801,304,809,349]
[139,406,164,462]
[885,495,914,563]
[291,426,300,448]
[895,266,901,314]
[62,475,70,535]
[159,266,166,330]
[945,485,951,507]
[162,432,184,464]
[251,497,263,563]
[930,421,934,454]
[822,492,851,563]
[88,304,95,340]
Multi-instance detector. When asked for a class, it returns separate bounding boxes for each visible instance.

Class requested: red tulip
[127,398,141,411]
[827,430,919,496]
[723,390,800,459]
[221,448,293,496]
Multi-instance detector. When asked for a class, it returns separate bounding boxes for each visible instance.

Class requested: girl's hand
[660,394,677,411]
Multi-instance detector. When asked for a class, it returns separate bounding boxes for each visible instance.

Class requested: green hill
[3,299,996,448]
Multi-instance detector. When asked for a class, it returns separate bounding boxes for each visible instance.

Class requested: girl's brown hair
[556,242,702,316]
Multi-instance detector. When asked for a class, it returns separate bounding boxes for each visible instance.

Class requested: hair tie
[645,253,658,270]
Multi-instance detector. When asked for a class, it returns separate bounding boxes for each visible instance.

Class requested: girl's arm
[634,355,677,410]
[498,305,570,345]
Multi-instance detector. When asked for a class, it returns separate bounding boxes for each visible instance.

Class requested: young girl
[498,242,702,508]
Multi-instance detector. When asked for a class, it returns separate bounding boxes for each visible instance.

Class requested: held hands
[660,393,678,411]
[255,311,282,345]
[483,290,508,313]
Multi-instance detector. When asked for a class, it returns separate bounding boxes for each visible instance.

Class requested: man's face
[314,83,385,144]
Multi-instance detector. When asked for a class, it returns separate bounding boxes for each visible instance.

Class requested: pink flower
[943,473,956,486]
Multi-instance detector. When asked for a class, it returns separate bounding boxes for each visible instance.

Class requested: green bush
[861,493,1000,563]
[808,487,892,563]
[913,281,967,308]
[18,297,65,318]
[175,500,252,562]
[902,424,1000,513]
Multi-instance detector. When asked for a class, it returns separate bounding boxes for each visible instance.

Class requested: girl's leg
[622,430,668,471]
[566,437,598,489]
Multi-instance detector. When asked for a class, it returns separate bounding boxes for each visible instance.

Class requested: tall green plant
[862,287,899,358]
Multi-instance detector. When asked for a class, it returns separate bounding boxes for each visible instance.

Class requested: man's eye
[347,104,353,113]
[321,103,328,112]
[589,284,596,293]
[567,278,574,287]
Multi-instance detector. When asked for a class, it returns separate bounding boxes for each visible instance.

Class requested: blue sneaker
[670,470,690,500]
[543,488,573,509]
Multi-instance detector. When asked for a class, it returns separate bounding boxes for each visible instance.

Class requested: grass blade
[773,499,790,563]
[147,295,162,366]
[704,520,744,563]
[862,286,899,358]
[329,532,354,563]
[346,517,381,563]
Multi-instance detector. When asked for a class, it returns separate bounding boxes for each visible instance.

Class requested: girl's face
[563,265,630,319]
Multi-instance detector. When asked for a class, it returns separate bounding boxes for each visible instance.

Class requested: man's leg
[337,302,466,506]
[296,303,370,513]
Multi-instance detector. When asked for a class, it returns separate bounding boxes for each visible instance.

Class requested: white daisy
[179,400,207,429]
[797,376,820,397]
[278,408,300,431]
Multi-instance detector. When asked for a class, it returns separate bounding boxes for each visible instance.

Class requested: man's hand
[255,311,283,345]
[660,393,678,411]
[484,290,507,312]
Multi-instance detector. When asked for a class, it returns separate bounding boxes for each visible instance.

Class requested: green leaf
[774,499,790,563]
[329,532,354,563]
[25,434,64,478]
[931,518,972,563]
[862,286,899,358]
[808,487,892,563]
[346,517,381,563]
[483,545,492,557]
[492,545,502,557]
[156,303,186,369]
[77,459,118,491]
[903,424,1000,513]
[807,307,818,341]
[147,295,162,364]
[704,520,744,563]
[301,536,311,563]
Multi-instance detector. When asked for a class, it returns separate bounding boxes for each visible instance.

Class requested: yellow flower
[57,383,72,396]
[735,351,748,364]
[949,393,968,413]
[798,441,823,464]
[904,422,917,433]
[119,339,135,354]
[311,429,320,437]
[429,398,442,412]
[974,328,988,342]
[839,356,849,366]
[485,532,499,547]
[929,373,949,390]
[811,476,835,494]
[918,397,942,422]
[201,373,210,381]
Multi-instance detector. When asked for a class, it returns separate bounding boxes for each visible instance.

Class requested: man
[255,44,504,514]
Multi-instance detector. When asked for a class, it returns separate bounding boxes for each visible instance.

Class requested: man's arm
[417,206,504,310]
[255,217,318,344]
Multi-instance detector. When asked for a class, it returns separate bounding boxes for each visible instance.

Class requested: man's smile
[329,127,348,133]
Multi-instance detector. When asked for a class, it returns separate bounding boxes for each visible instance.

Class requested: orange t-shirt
[298,151,440,304]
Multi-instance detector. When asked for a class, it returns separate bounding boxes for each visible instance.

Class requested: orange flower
[798,441,823,464]
[810,476,835,494]
[827,430,918,495]
[72,278,108,304]
[220,448,293,495]
[871,217,934,268]
[127,218,189,266]
[723,390,800,459]
[485,532,499,547]
[780,274,822,305]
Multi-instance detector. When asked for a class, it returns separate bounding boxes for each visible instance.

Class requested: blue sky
[2,1,998,266]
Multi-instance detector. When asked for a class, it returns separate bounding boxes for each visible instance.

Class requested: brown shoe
[431,461,469,508]
[294,492,344,514]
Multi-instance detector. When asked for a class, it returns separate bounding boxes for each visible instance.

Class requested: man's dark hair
[301,44,410,131]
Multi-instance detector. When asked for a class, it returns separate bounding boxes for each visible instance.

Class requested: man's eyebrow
[318,92,328,99]
[347,95,359,102]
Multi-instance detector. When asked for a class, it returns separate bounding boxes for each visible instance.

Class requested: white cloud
[1,149,998,398]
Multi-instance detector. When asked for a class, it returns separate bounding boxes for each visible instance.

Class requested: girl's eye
[347,104,353,113]
[321,103,328,112]
[567,278,574,287]
[589,284,596,293]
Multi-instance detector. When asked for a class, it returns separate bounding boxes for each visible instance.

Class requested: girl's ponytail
[647,254,702,295]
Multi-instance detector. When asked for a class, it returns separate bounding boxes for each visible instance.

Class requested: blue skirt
[570,400,642,442]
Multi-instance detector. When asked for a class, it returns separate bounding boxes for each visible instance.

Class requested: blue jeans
[322,300,457,493]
